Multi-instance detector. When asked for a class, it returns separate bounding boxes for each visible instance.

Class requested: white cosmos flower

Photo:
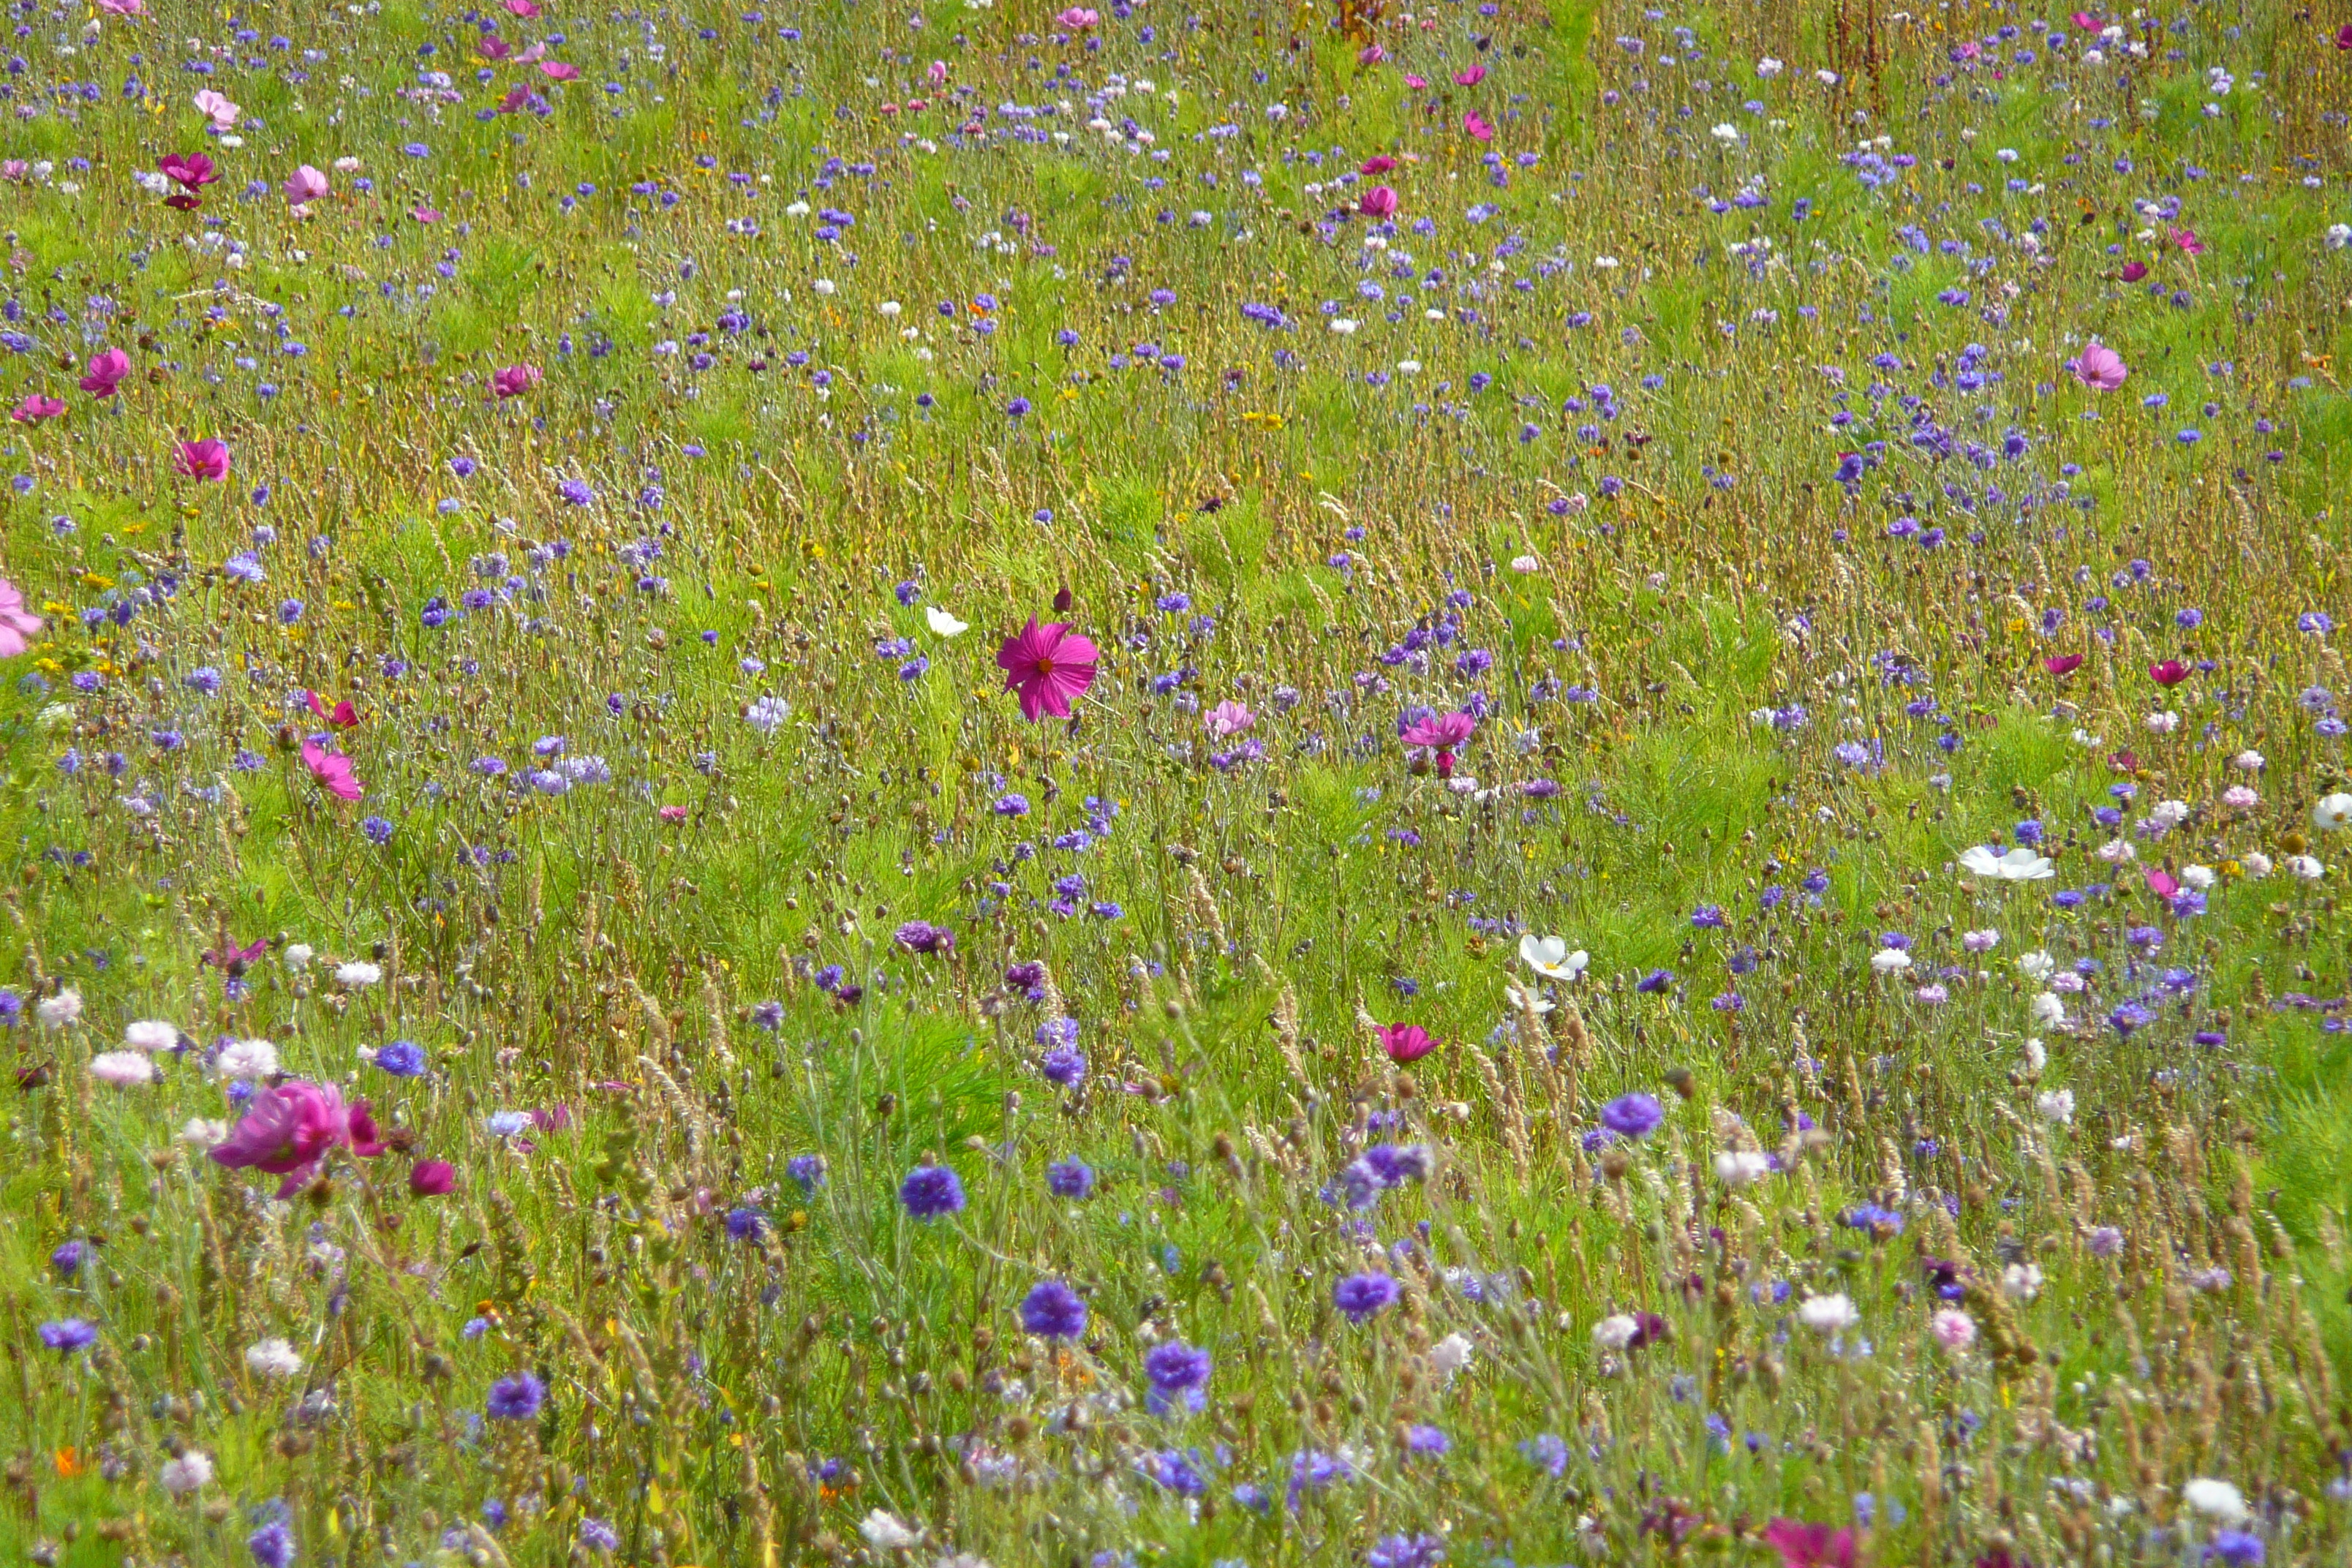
[1714,1150,1771,1186]
[125,1019,181,1052]
[1327,317,1358,334]
[246,1338,304,1378]
[2313,793,2352,832]
[2182,1478,2250,1525]
[1798,1293,1858,1333]
[1711,122,1740,144]
[1960,845,2055,881]
[924,606,968,638]
[1518,935,1588,981]
[1504,980,1555,1016]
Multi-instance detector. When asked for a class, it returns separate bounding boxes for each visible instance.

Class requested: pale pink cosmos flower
[0,577,45,656]
[284,164,329,207]
[1203,700,1255,738]
[1463,110,1495,140]
[1055,6,1098,27]
[2068,341,2127,391]
[94,0,143,12]
[193,89,240,128]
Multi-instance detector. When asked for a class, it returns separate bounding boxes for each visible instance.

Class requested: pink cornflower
[995,617,1098,721]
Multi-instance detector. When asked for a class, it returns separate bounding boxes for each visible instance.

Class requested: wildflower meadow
[3,0,2352,1564]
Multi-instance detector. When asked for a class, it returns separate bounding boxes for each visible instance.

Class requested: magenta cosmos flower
[174,438,230,481]
[79,347,130,398]
[995,617,1098,721]
[284,164,330,207]
[492,363,543,399]
[209,1080,385,1196]
[2068,342,2127,391]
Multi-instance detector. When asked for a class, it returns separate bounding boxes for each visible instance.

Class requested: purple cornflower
[1019,1279,1088,1339]
[1333,1272,1400,1322]
[899,1163,965,1219]
[486,1371,544,1420]
[1599,1093,1665,1138]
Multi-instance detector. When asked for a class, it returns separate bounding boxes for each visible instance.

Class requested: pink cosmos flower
[2149,658,2187,687]
[409,1159,456,1196]
[305,690,359,729]
[2069,10,2099,27]
[1463,110,1495,140]
[94,0,142,12]
[1376,1023,1437,1063]
[10,394,63,423]
[192,89,240,127]
[2043,654,2084,676]
[301,741,363,802]
[538,59,580,80]
[2144,868,2180,898]
[174,438,230,481]
[208,1081,385,1197]
[927,59,949,86]
[995,617,1098,722]
[1361,154,1396,175]
[2339,23,2352,49]
[0,577,45,657]
[2120,260,2149,282]
[1762,1520,1857,1568]
[504,0,540,15]
[491,363,543,399]
[2068,341,2127,391]
[1360,185,1398,219]
[159,151,218,191]
[1203,700,1255,738]
[2171,227,2204,255]
[1055,7,1098,27]
[1401,711,1477,753]
[1404,73,1428,88]
[1454,63,1486,85]
[284,164,330,207]
[478,34,513,59]
[79,347,130,397]
[1357,42,1385,64]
